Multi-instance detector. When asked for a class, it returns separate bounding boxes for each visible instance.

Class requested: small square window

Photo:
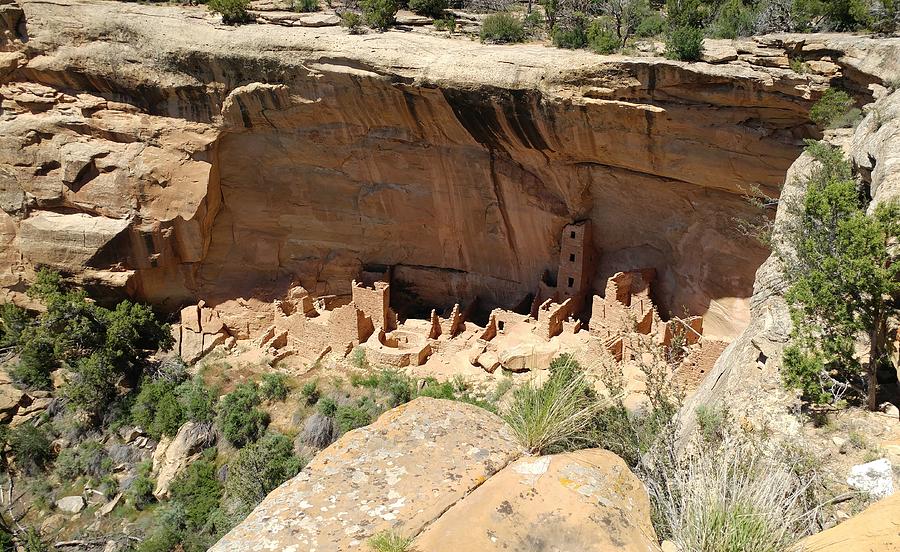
[570,231,576,239]
[498,321,505,331]
[567,277,574,287]
[569,253,576,262]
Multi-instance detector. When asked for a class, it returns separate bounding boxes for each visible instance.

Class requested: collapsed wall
[2,0,897,340]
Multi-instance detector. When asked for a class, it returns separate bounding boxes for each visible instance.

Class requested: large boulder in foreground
[797,494,900,551]
[414,448,660,552]
[210,397,521,551]
[212,397,661,551]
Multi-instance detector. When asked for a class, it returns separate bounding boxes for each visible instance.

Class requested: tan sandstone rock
[798,494,900,551]
[414,448,661,552]
[10,0,900,340]
[151,421,215,499]
[210,397,522,551]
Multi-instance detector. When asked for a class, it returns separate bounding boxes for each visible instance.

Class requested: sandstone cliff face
[1,0,898,338]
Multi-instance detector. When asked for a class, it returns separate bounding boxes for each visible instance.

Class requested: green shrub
[132,378,214,439]
[781,345,830,404]
[317,396,338,417]
[10,328,57,389]
[809,88,857,128]
[341,11,364,33]
[0,303,28,347]
[551,15,589,49]
[665,0,706,28]
[169,458,222,531]
[136,528,182,552]
[16,270,172,422]
[218,383,270,447]
[480,13,525,44]
[226,432,305,512]
[18,528,46,552]
[53,439,110,480]
[361,0,398,30]
[377,370,414,407]
[368,530,413,552]
[695,404,729,444]
[260,373,289,402]
[293,0,319,12]
[635,11,665,36]
[350,346,369,370]
[127,471,156,510]
[208,0,252,24]
[418,379,456,400]
[433,15,457,32]
[664,25,704,61]
[408,0,447,17]
[587,19,620,54]
[352,369,415,407]
[523,9,544,36]
[708,0,755,38]
[8,424,52,474]
[177,380,216,423]
[132,380,183,439]
[300,381,320,405]
[335,398,376,433]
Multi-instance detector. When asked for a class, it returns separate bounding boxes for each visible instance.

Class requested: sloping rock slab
[210,397,520,551]
[152,421,215,499]
[798,493,900,551]
[415,448,660,552]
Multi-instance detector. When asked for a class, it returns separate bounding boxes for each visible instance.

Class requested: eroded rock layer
[2,0,898,337]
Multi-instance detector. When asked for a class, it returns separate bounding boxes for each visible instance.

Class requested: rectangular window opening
[569,253,576,262]
[567,277,575,288]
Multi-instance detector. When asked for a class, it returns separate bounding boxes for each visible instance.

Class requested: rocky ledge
[210,397,660,551]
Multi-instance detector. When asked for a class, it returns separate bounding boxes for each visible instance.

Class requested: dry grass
[647,436,820,552]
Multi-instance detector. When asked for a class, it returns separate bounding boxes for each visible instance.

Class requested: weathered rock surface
[0,370,24,423]
[55,496,85,514]
[213,398,661,551]
[151,421,215,499]
[798,494,900,551]
[211,397,521,551]
[847,458,895,500]
[414,449,660,552]
[4,0,898,337]
[175,302,230,363]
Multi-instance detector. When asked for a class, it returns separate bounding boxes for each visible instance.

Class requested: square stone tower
[555,220,594,308]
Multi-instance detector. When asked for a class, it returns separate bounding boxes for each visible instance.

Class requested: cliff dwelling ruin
[175,221,724,390]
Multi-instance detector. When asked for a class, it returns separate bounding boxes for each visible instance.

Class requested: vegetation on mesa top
[204,0,899,62]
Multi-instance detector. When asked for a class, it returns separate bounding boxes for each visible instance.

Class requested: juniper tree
[780,141,900,411]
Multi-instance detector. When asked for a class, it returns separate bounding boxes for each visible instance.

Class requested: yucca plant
[502,361,603,454]
[368,530,413,552]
